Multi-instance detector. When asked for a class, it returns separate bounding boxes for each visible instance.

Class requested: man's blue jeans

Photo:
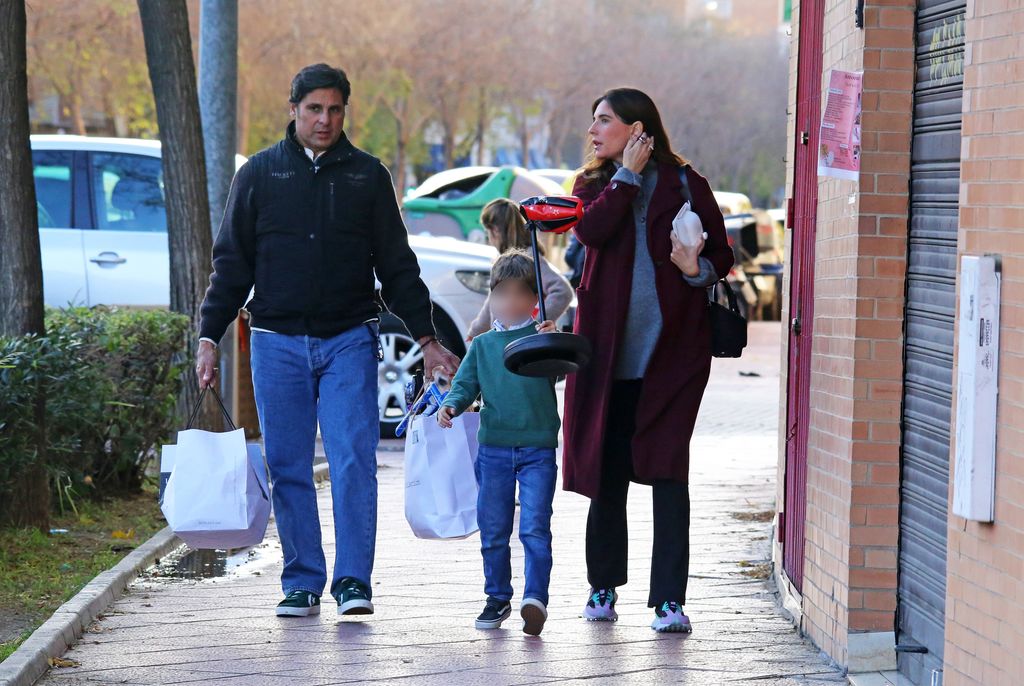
[250,324,379,599]
[474,444,557,605]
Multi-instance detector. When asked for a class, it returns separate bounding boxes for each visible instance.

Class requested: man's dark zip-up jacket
[199,122,435,344]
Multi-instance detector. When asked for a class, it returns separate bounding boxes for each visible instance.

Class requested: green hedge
[0,307,189,511]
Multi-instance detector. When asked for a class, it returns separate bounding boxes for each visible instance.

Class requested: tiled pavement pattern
[39,323,845,685]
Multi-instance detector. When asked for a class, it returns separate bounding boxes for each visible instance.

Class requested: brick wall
[944,2,1024,684]
[781,0,916,667]
[843,1,917,637]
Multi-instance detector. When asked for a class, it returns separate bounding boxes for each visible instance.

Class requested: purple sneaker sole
[582,589,618,621]
[651,611,692,633]
[583,608,618,622]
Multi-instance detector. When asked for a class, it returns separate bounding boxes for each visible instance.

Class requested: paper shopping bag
[160,388,271,550]
[404,412,480,539]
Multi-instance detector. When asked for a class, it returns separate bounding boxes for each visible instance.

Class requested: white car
[30,135,494,437]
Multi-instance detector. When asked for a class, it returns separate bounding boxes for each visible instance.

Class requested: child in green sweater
[437,249,560,636]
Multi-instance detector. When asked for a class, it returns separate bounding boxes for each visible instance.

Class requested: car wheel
[376,314,461,439]
[377,319,420,439]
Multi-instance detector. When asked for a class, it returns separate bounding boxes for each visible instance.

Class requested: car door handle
[89,252,127,266]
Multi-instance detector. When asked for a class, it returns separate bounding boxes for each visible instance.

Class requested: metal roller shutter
[897,1,965,683]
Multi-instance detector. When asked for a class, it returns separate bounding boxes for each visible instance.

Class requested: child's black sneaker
[475,597,512,629]
[276,590,321,617]
[520,598,548,636]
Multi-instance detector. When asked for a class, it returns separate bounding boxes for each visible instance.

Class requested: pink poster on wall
[817,69,863,182]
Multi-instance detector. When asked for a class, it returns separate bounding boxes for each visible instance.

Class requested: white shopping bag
[404,412,480,539]
[160,389,271,550]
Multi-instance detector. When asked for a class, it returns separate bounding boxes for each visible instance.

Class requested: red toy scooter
[502,196,592,377]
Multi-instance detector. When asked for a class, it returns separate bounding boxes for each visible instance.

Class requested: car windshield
[406,167,496,200]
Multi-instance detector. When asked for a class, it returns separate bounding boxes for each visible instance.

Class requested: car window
[90,153,166,232]
[407,168,495,200]
[32,150,73,228]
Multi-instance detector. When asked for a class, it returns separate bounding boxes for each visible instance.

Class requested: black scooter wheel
[503,332,592,378]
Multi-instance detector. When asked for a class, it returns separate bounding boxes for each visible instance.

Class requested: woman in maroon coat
[563,88,733,632]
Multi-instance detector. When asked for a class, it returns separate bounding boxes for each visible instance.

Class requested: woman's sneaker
[276,590,321,617]
[520,598,548,636]
[475,597,512,629]
[582,588,618,622]
[651,601,692,633]
[335,577,374,615]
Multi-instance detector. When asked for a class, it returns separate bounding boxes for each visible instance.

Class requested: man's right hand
[195,340,219,389]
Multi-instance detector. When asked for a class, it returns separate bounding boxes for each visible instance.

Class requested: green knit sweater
[442,327,560,449]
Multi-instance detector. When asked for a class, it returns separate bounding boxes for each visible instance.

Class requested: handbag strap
[708,278,742,315]
[677,164,693,205]
[185,386,236,431]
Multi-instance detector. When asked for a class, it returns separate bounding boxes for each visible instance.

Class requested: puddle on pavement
[146,539,281,580]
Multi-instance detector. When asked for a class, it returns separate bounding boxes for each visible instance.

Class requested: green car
[402,166,566,243]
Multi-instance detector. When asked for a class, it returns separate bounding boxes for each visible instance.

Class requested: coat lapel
[647,162,685,229]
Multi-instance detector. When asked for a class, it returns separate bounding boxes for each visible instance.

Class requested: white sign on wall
[952,255,1001,522]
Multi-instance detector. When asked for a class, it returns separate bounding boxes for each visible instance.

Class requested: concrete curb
[0,526,181,686]
[0,463,332,686]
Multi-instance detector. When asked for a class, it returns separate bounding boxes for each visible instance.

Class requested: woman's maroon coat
[562,163,733,499]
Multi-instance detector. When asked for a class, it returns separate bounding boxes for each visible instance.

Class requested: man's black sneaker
[335,577,374,615]
[276,590,321,617]
[475,596,512,629]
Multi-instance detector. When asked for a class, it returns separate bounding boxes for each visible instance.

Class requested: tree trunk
[70,90,86,135]
[519,118,530,169]
[475,88,490,165]
[199,0,238,423]
[0,0,49,529]
[199,0,237,236]
[443,124,455,170]
[236,78,251,155]
[137,0,219,429]
[394,117,407,195]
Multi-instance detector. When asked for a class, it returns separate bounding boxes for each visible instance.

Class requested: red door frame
[782,0,825,594]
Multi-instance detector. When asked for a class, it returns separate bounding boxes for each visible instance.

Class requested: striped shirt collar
[492,317,536,332]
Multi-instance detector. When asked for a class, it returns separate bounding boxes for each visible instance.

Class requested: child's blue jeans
[474,443,557,605]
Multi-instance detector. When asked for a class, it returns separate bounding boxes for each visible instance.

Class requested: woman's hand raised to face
[622,126,654,175]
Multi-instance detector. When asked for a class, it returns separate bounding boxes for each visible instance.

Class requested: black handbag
[707,279,747,358]
[677,167,747,358]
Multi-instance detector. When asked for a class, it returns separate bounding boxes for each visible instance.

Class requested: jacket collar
[284,120,354,168]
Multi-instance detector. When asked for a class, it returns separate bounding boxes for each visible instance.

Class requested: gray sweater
[611,163,717,380]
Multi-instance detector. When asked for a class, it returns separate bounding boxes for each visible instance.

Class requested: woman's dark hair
[289,63,351,105]
[580,87,687,187]
[489,249,538,294]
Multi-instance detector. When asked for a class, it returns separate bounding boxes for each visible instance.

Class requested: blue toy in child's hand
[395,377,449,438]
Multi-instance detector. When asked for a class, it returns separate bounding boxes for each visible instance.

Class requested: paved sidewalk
[39,322,844,685]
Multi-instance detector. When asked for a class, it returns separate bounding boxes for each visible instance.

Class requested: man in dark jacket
[195,64,459,618]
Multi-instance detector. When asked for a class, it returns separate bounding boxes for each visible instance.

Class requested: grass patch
[0,487,164,662]
[737,560,773,580]
[731,509,775,523]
